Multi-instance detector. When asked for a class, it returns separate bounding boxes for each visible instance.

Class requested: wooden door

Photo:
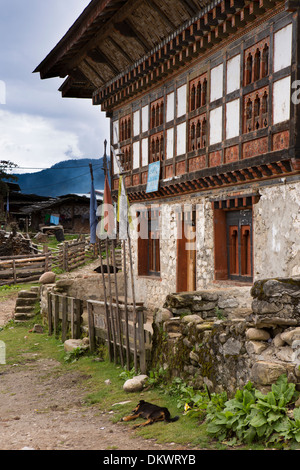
[176,211,196,292]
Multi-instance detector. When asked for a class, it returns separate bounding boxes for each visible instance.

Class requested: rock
[275,347,294,362]
[250,361,287,386]
[273,333,285,348]
[154,308,173,324]
[164,319,181,333]
[218,299,239,309]
[223,338,242,356]
[123,375,148,392]
[64,339,88,352]
[181,314,203,324]
[193,301,216,312]
[39,271,56,284]
[246,340,269,355]
[281,328,300,345]
[246,328,270,341]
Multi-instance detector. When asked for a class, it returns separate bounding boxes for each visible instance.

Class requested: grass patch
[0,315,211,449]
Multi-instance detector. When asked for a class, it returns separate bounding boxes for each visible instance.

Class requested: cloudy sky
[0,0,110,174]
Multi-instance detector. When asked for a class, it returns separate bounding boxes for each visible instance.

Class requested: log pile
[0,229,32,257]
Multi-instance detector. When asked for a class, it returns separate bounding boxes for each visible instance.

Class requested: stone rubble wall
[151,277,300,394]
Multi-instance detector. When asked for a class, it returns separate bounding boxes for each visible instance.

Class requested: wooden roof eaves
[33,0,123,79]
[95,0,284,108]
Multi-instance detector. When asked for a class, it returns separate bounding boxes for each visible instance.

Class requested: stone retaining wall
[151,277,300,394]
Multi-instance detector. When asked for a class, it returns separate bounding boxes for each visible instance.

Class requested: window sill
[137,275,162,281]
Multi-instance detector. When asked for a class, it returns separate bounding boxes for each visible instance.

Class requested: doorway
[176,209,196,292]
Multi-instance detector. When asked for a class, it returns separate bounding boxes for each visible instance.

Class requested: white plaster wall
[141,137,148,166]
[177,84,187,117]
[273,75,291,124]
[127,195,216,308]
[226,55,240,94]
[133,141,140,169]
[210,63,223,102]
[113,120,119,144]
[253,181,300,280]
[133,110,140,136]
[274,23,292,73]
[166,127,174,160]
[142,105,149,132]
[176,122,186,155]
[209,106,223,145]
[113,151,120,175]
[226,99,240,139]
[166,92,175,122]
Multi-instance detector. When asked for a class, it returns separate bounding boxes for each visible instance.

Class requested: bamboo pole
[105,238,117,363]
[98,239,112,362]
[111,238,124,367]
[127,234,138,373]
[123,239,130,370]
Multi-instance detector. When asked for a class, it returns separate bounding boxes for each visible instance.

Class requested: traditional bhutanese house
[20,194,101,233]
[35,0,300,308]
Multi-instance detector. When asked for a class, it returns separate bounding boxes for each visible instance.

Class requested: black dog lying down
[122,400,179,428]
[94,265,119,273]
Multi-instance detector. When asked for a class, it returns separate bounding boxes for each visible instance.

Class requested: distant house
[20,193,102,233]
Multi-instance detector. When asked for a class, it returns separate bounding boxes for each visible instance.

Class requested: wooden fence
[0,253,51,286]
[87,298,152,374]
[47,292,83,342]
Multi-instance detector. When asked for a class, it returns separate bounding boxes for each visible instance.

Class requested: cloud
[0,1,110,174]
[0,109,84,171]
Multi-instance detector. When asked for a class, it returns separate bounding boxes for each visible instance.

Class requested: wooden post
[111,238,124,367]
[61,296,68,342]
[53,295,59,337]
[128,235,138,373]
[123,239,130,370]
[99,240,112,362]
[138,309,146,374]
[87,302,96,353]
[74,299,82,339]
[47,292,53,335]
[106,238,117,363]
[12,259,16,284]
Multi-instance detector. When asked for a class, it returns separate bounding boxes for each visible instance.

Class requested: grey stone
[223,338,242,356]
[246,328,270,341]
[281,328,300,345]
[123,375,148,393]
[39,271,56,284]
[181,314,203,324]
[246,340,269,355]
[250,361,287,386]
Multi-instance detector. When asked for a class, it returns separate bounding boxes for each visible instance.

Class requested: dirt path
[0,357,187,451]
[0,277,190,451]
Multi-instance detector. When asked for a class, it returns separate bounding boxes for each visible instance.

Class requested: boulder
[39,271,56,284]
[250,361,287,386]
[64,339,88,352]
[123,375,148,393]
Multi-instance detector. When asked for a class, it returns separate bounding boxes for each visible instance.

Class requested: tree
[0,160,18,195]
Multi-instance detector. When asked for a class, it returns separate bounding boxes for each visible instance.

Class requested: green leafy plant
[205,375,300,446]
[64,346,87,363]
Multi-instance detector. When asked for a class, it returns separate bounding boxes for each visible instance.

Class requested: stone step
[18,290,38,299]
[16,298,37,307]
[15,306,35,314]
[30,286,40,294]
[14,312,36,321]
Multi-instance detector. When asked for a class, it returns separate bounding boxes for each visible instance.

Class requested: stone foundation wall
[151,277,300,394]
[40,272,125,317]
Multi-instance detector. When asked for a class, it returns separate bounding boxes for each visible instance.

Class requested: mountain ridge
[13,158,107,197]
